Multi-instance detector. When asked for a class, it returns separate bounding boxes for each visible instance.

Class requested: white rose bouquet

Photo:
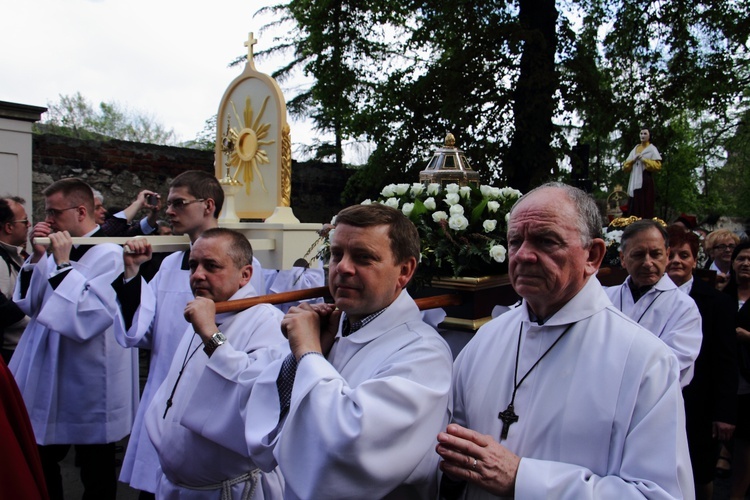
[376,182,521,284]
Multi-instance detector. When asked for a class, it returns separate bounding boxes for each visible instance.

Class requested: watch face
[212,332,227,344]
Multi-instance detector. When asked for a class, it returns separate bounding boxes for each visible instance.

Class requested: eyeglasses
[166,198,205,209]
[45,206,79,218]
[714,244,736,252]
[10,219,30,226]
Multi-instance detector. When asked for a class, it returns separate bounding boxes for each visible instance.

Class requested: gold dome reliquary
[419,133,480,187]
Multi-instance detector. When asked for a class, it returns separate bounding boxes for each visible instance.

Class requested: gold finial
[245,32,258,69]
[445,133,455,148]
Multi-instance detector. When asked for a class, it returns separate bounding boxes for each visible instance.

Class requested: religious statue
[622,128,661,218]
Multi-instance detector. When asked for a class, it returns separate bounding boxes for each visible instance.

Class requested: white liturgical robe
[452,277,693,499]
[605,273,702,387]
[113,248,268,492]
[114,250,194,491]
[10,243,138,445]
[225,290,453,499]
[145,282,285,499]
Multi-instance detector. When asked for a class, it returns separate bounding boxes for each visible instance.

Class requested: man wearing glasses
[0,196,30,363]
[111,170,264,498]
[9,178,138,499]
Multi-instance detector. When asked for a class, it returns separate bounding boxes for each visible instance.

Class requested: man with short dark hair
[437,183,692,498]
[144,228,285,498]
[0,196,30,363]
[218,203,453,498]
[112,170,265,496]
[10,177,137,500]
[606,219,703,386]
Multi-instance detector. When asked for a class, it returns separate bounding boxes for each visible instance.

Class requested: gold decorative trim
[430,274,511,290]
[441,315,493,330]
[281,123,291,207]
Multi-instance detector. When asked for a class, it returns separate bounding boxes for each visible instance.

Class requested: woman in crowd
[722,241,750,499]
[706,229,741,290]
[666,226,738,499]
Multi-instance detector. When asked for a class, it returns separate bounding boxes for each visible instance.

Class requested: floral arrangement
[307,182,522,285]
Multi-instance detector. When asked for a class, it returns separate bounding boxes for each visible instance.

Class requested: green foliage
[256,0,750,220]
[37,92,178,145]
[182,115,217,151]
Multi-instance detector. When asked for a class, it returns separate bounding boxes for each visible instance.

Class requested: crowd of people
[1,176,749,499]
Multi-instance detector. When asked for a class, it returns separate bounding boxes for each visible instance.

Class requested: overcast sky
[1,0,318,147]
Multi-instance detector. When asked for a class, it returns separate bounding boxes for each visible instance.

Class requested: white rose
[487,200,500,213]
[483,219,497,232]
[381,184,396,197]
[384,197,399,209]
[432,211,448,222]
[410,183,425,197]
[480,185,492,197]
[460,186,472,199]
[449,204,464,216]
[605,230,623,247]
[394,183,410,196]
[360,199,372,205]
[448,214,469,231]
[505,212,510,222]
[490,187,502,199]
[427,183,441,196]
[402,202,414,217]
[446,183,460,194]
[445,193,460,206]
[424,197,436,210]
[489,244,507,263]
[330,215,337,225]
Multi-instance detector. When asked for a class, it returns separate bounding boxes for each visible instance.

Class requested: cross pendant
[498,403,519,440]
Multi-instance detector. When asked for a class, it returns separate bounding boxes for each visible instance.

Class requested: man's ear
[239,264,253,288]
[204,198,216,217]
[396,257,418,289]
[77,205,87,222]
[586,238,606,277]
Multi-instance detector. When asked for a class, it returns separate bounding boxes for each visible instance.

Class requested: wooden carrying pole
[214,286,463,314]
[31,235,276,254]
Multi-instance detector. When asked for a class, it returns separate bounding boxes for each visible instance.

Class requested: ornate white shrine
[215,32,321,270]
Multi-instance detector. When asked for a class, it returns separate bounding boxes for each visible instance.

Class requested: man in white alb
[144,228,285,498]
[436,182,693,499]
[605,219,703,387]
[112,170,266,496]
[10,178,137,499]
[196,203,453,499]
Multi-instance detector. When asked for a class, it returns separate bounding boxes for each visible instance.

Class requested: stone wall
[29,134,352,225]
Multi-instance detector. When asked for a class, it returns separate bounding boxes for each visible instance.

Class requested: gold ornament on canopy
[220,96,275,195]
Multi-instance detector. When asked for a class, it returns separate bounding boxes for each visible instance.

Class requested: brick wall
[30,134,352,225]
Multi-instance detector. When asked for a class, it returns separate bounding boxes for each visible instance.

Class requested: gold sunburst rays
[226,96,275,194]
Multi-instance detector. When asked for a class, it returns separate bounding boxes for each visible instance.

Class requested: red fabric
[627,171,655,219]
[0,357,48,500]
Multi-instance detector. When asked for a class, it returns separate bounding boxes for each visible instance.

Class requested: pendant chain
[498,321,574,439]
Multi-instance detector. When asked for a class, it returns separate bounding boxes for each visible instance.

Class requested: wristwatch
[56,262,72,271]
[203,331,227,356]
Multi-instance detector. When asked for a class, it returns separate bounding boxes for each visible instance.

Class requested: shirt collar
[341,308,387,337]
[677,276,694,295]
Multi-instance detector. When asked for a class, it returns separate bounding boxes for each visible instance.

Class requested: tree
[256,0,750,215]
[37,92,178,145]
[246,1,409,169]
